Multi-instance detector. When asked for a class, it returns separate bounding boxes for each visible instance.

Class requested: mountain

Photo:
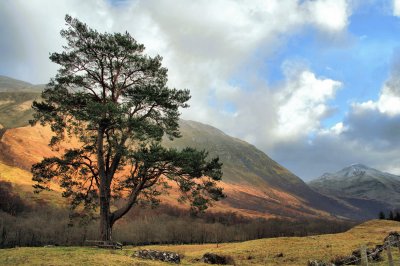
[0,75,33,91]
[0,75,44,92]
[309,163,399,214]
[0,76,44,128]
[162,120,371,219]
[0,123,339,220]
[163,120,306,189]
[0,75,379,220]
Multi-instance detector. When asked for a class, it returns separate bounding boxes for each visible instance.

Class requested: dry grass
[133,219,400,265]
[0,247,160,266]
[0,162,65,206]
[0,220,399,265]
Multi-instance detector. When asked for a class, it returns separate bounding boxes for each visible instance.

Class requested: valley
[0,220,399,265]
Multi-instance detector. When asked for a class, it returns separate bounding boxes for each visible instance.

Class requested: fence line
[342,239,400,265]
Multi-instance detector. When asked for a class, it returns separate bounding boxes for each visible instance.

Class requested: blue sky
[3,0,400,179]
[262,3,400,129]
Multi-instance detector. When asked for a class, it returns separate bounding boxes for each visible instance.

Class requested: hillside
[0,124,333,220]
[0,220,399,265]
[0,75,34,91]
[163,121,376,220]
[0,76,43,128]
[309,164,400,214]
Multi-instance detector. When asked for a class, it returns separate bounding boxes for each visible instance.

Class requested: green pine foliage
[30,15,224,240]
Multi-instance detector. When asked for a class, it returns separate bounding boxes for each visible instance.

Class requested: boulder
[202,253,235,265]
[384,231,400,246]
[133,249,181,264]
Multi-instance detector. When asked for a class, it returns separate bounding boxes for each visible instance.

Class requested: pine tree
[379,211,386,220]
[31,15,225,241]
[394,212,400,222]
[389,210,394,220]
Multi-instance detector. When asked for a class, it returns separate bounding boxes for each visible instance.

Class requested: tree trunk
[99,176,113,241]
[100,191,112,241]
[97,125,113,241]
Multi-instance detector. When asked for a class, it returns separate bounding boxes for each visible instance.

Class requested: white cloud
[319,122,348,135]
[274,69,342,139]
[352,85,400,116]
[394,0,400,16]
[305,0,350,32]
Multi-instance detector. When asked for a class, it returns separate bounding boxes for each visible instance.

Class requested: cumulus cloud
[352,86,400,116]
[344,53,400,147]
[394,0,400,16]
[274,68,342,140]
[352,54,400,117]
[305,0,350,32]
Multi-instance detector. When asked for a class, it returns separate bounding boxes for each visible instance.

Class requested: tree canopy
[31,15,225,241]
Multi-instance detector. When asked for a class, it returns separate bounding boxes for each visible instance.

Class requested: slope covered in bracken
[0,121,365,220]
[0,124,330,220]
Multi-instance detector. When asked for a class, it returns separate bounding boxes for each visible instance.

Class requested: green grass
[0,247,158,266]
[0,220,399,265]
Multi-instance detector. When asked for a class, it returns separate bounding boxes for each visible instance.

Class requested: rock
[274,252,284,258]
[202,253,235,265]
[307,259,333,266]
[384,231,400,246]
[330,246,383,265]
[365,246,383,262]
[330,255,358,265]
[133,249,181,264]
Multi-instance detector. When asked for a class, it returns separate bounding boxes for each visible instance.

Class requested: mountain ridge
[309,164,400,214]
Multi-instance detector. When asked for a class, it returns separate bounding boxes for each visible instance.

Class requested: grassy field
[0,220,399,265]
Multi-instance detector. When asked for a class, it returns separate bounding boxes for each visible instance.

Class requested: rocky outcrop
[133,249,181,264]
[330,246,383,265]
[384,231,400,246]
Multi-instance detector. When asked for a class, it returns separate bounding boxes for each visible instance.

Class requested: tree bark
[98,125,113,241]
[99,184,112,241]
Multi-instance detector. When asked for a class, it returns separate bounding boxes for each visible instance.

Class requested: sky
[2,0,400,180]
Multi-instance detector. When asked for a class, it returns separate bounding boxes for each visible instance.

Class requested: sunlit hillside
[0,162,64,206]
[0,76,43,128]
[0,131,328,220]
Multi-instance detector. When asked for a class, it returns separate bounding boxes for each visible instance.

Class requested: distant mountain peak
[309,162,400,214]
[350,163,368,168]
[344,164,368,177]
